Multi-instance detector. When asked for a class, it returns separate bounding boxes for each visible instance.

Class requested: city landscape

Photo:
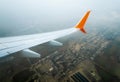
[0,25,120,82]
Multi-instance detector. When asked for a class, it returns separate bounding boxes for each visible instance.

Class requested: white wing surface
[0,11,90,57]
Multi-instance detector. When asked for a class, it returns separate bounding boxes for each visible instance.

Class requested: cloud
[0,0,120,36]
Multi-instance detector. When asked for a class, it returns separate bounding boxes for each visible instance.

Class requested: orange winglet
[75,10,91,33]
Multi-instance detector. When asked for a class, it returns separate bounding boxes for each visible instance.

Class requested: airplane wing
[0,11,90,58]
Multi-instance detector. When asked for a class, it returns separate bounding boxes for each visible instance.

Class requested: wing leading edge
[0,11,91,57]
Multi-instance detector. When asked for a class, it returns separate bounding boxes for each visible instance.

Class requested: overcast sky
[0,0,120,36]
